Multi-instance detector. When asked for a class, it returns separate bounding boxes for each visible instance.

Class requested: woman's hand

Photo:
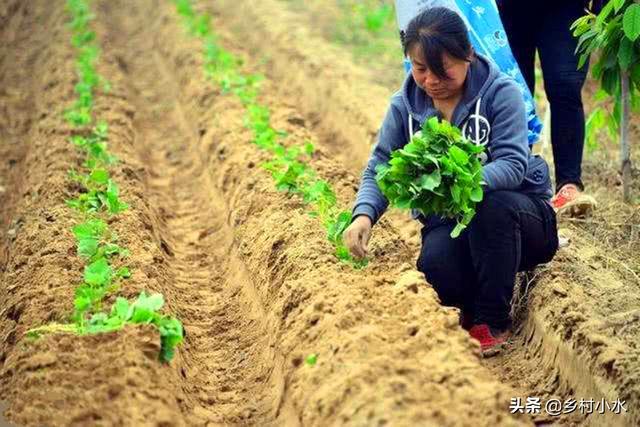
[343,215,373,259]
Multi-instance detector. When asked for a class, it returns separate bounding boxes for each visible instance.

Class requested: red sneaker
[551,184,597,217]
[468,324,511,357]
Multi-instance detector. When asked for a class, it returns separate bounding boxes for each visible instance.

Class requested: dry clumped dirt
[0,0,638,426]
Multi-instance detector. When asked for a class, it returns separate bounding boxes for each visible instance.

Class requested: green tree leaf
[597,1,616,28]
[619,37,635,69]
[624,4,640,41]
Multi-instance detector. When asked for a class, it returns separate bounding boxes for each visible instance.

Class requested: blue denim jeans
[498,0,589,191]
[416,191,559,330]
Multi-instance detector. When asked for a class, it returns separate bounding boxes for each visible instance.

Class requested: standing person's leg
[466,191,558,355]
[538,0,597,215]
[417,223,477,326]
[497,0,537,93]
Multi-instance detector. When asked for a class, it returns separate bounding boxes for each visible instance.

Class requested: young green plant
[572,0,640,201]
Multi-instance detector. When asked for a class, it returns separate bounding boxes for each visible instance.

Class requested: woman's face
[408,45,470,101]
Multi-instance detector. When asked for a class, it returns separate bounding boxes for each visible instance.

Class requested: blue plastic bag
[395,0,542,144]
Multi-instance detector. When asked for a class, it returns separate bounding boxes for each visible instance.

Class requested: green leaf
[449,146,469,165]
[614,0,626,13]
[304,141,315,155]
[94,121,108,137]
[105,180,128,214]
[112,297,131,321]
[70,135,88,147]
[571,15,591,36]
[77,238,99,259]
[470,186,483,202]
[624,4,640,41]
[602,68,620,94]
[450,223,466,238]
[104,243,124,256]
[116,267,131,279]
[139,292,165,311]
[586,109,605,152]
[73,219,106,239]
[74,291,92,313]
[451,185,461,204]
[632,60,640,78]
[130,292,165,323]
[334,245,351,261]
[89,312,108,325]
[595,88,610,102]
[90,169,109,185]
[158,316,184,362]
[84,258,112,287]
[73,219,106,259]
[418,170,441,191]
[577,52,589,70]
[327,211,352,244]
[597,1,616,28]
[618,37,635,70]
[305,353,318,366]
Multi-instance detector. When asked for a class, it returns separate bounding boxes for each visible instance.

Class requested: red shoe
[551,184,597,217]
[468,324,511,357]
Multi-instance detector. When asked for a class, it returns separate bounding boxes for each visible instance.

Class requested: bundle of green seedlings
[376,117,485,238]
[27,0,183,363]
[173,0,366,267]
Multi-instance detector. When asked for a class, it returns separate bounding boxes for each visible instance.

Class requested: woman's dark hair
[402,7,473,80]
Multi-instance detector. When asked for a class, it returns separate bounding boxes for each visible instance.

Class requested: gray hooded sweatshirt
[352,53,553,228]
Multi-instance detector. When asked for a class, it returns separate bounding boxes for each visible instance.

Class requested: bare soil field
[0,0,638,426]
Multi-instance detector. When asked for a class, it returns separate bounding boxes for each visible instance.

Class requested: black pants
[498,0,588,191]
[416,191,559,330]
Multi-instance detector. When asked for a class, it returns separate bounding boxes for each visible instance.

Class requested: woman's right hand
[343,215,373,259]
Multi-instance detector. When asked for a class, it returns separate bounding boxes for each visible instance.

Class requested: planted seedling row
[27,0,183,363]
[173,0,366,268]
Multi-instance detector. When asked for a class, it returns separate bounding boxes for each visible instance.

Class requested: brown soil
[1,0,638,425]
[0,0,539,426]
[278,0,405,89]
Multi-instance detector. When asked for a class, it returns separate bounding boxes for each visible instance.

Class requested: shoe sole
[555,195,597,218]
[481,342,507,358]
[481,339,509,359]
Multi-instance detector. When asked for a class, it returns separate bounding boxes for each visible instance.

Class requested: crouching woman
[343,7,559,356]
